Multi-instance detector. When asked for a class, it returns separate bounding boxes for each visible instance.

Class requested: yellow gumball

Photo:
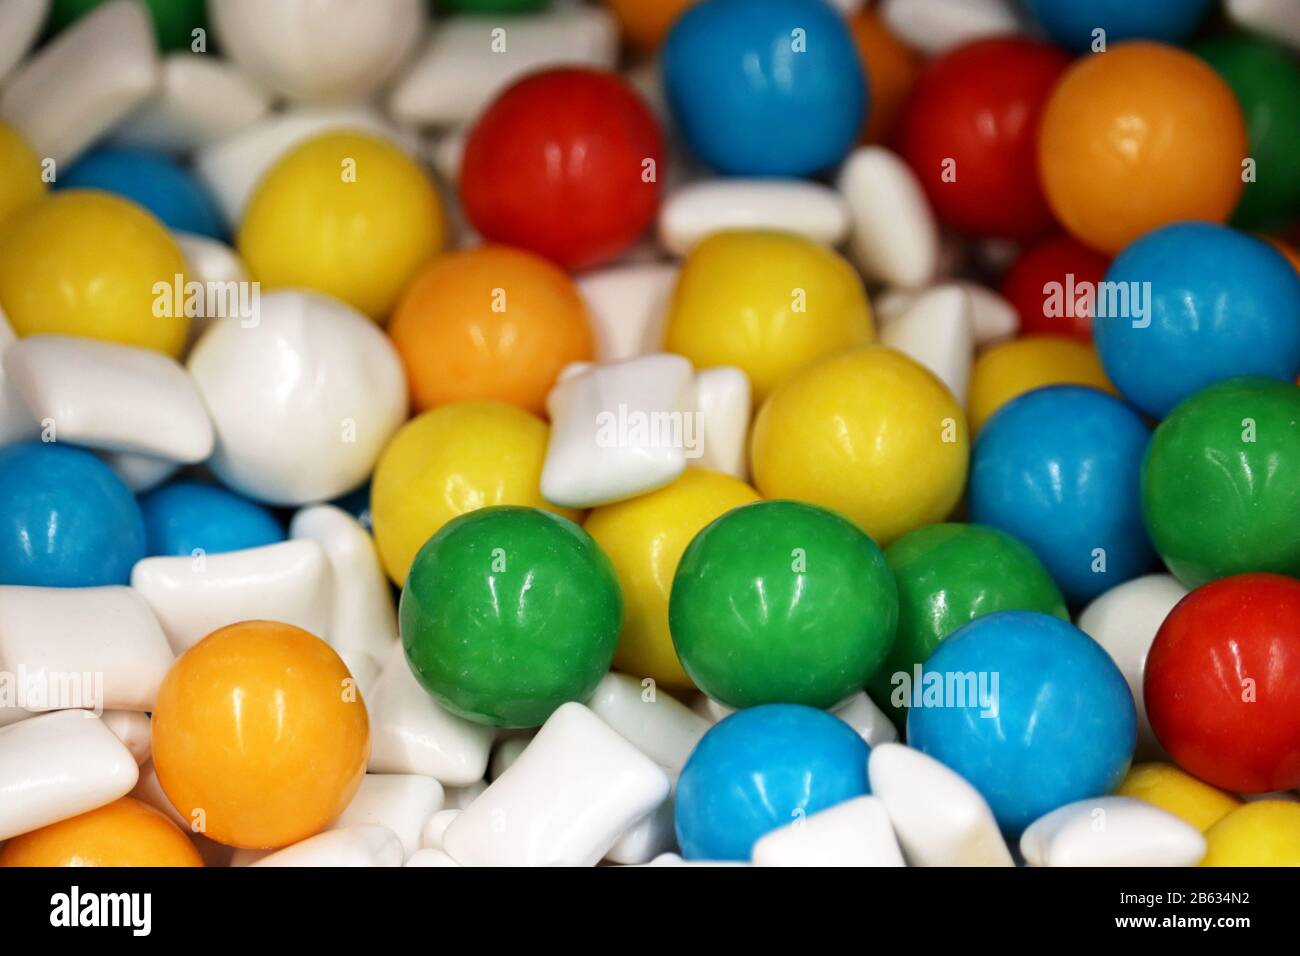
[0,191,188,356]
[585,468,761,689]
[238,131,443,320]
[1201,801,1300,866]
[751,345,968,545]
[1116,762,1240,832]
[371,400,580,584]
[664,230,873,402]
[968,335,1116,432]
[0,122,45,228]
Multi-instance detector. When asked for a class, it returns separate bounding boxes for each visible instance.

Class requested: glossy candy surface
[1201,802,1300,867]
[670,500,898,710]
[400,507,622,728]
[675,704,871,860]
[966,336,1114,434]
[0,797,203,867]
[908,611,1136,835]
[138,480,284,558]
[1000,235,1109,341]
[1024,0,1213,51]
[1116,762,1240,832]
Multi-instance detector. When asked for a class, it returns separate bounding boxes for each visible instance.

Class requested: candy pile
[0,0,1298,869]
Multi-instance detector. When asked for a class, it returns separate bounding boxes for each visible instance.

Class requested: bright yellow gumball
[664,230,873,402]
[0,122,45,228]
[371,400,580,584]
[1116,762,1240,832]
[0,191,188,356]
[1201,801,1300,866]
[585,468,761,689]
[968,335,1116,432]
[751,345,968,545]
[239,131,443,320]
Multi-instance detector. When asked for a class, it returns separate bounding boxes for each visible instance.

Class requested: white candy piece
[130,539,331,653]
[0,0,159,166]
[174,232,249,352]
[869,742,1014,866]
[338,651,380,700]
[0,705,31,728]
[1020,797,1207,867]
[658,180,850,256]
[586,672,710,776]
[838,147,939,290]
[445,779,488,810]
[0,586,173,712]
[693,367,751,480]
[251,825,404,868]
[289,505,397,663]
[188,291,407,506]
[542,354,697,508]
[1227,0,1300,50]
[879,286,974,401]
[210,0,425,103]
[100,710,151,765]
[366,642,495,787]
[405,848,461,867]
[880,0,1022,55]
[4,336,213,464]
[330,774,445,860]
[577,263,677,363]
[0,710,138,840]
[878,282,1018,347]
[832,692,900,748]
[752,796,905,867]
[100,451,178,494]
[1078,574,1189,759]
[605,794,676,865]
[443,703,670,867]
[489,735,531,782]
[110,53,272,154]
[420,808,461,850]
[0,307,37,446]
[0,0,47,85]
[388,9,618,128]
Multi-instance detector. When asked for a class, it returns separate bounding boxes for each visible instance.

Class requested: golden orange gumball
[0,797,203,867]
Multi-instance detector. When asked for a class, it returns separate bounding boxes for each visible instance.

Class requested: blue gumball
[661,0,867,176]
[1094,222,1300,419]
[138,480,284,557]
[56,146,227,239]
[0,441,146,587]
[969,385,1154,605]
[675,703,870,860]
[907,610,1136,836]
[1024,0,1214,51]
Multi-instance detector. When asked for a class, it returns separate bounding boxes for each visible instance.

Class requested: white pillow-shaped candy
[658,179,850,256]
[251,825,404,867]
[576,262,677,363]
[586,672,709,776]
[838,146,939,290]
[752,796,905,867]
[488,735,531,782]
[877,282,1018,347]
[693,366,751,480]
[1227,0,1300,50]
[1020,796,1207,867]
[880,0,1022,55]
[405,848,461,867]
[329,773,445,861]
[0,306,37,446]
[187,290,407,506]
[832,692,900,748]
[879,285,975,401]
[605,795,677,865]
[0,0,48,85]
[100,710,151,765]
[420,808,460,850]
[99,451,179,494]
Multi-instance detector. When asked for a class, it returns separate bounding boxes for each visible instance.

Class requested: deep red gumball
[898,38,1070,240]
[1001,234,1110,340]
[459,68,663,271]
[1144,573,1300,794]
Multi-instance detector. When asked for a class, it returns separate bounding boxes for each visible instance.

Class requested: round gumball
[661,0,866,176]
[1095,223,1300,419]
[970,386,1154,605]
[1024,0,1212,51]
[0,441,145,587]
[664,230,872,402]
[1141,377,1300,587]
[1202,802,1300,867]
[238,131,443,319]
[0,191,189,356]
[1000,235,1110,340]
[1117,762,1240,832]
[50,0,207,51]
[0,797,202,867]
[1144,573,1300,794]
[967,335,1115,433]
[584,469,760,690]
[675,704,871,860]
[460,68,662,271]
[868,524,1067,723]
[898,38,1070,239]
[848,7,920,145]
[750,346,967,545]
[907,611,1136,835]
[0,122,44,228]
[400,506,622,728]
[370,401,579,585]
[57,147,226,239]
[669,500,898,710]
[138,481,283,557]
[604,0,698,52]
[151,621,370,849]
[387,246,595,416]
[1039,42,1247,255]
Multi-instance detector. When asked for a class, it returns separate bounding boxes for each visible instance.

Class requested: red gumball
[1001,234,1110,340]
[1145,573,1300,794]
[898,38,1070,239]
[459,68,663,271]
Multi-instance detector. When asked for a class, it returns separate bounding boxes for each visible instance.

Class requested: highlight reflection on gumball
[151,621,370,849]
[0,797,202,867]
[1001,235,1110,340]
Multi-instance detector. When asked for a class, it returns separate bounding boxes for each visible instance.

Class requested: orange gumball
[849,7,920,145]
[151,621,369,849]
[389,246,594,416]
[0,797,203,867]
[604,0,699,52]
[1039,42,1247,255]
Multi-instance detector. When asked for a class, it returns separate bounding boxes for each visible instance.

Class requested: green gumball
[399,506,622,728]
[669,499,898,710]
[49,0,208,52]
